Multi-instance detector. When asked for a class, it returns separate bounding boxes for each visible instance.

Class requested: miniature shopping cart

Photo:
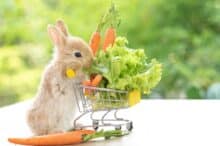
[72,83,140,131]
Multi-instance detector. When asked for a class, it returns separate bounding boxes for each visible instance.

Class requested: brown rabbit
[27,20,93,135]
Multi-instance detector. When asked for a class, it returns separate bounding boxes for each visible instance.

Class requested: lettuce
[86,37,162,95]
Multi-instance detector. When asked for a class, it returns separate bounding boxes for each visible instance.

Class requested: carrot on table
[102,27,116,51]
[91,74,103,86]
[8,130,95,146]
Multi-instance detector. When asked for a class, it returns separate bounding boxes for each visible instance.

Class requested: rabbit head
[47,20,93,71]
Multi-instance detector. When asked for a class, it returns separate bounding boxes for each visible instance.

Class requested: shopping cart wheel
[93,120,99,130]
[126,122,133,131]
[115,125,121,130]
[93,125,99,130]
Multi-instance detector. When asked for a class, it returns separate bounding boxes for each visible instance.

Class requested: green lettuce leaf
[86,36,162,95]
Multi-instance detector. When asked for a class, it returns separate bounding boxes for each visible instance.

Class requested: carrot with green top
[8,130,95,146]
[103,27,116,51]
[90,3,119,53]
[89,13,107,56]
[89,31,101,56]
[102,3,119,51]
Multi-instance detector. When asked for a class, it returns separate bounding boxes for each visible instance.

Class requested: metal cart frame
[73,84,133,131]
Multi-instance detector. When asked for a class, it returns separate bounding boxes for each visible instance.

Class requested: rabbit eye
[74,51,82,58]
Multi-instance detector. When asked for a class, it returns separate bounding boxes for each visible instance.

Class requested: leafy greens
[86,37,162,95]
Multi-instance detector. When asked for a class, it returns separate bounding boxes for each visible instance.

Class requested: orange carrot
[83,80,92,95]
[91,74,103,86]
[89,31,101,55]
[103,27,116,51]
[83,80,92,86]
[90,73,97,81]
[8,130,95,146]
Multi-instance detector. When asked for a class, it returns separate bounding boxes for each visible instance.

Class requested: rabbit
[27,20,93,135]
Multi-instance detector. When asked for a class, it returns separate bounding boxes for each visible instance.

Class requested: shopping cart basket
[72,83,140,131]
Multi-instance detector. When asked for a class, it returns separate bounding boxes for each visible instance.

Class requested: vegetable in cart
[85,37,162,106]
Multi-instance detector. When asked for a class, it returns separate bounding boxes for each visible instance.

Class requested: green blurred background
[0,0,220,107]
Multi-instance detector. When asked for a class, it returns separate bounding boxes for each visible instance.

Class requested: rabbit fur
[27,20,93,135]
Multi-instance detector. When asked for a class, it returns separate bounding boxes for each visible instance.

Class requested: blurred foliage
[206,83,220,99]
[0,0,220,106]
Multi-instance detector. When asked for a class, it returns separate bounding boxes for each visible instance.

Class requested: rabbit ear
[55,19,69,36]
[47,24,66,48]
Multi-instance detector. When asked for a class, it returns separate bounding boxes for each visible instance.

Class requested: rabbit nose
[84,58,93,68]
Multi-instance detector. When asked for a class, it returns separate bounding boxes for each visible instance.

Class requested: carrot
[89,31,101,56]
[90,73,97,81]
[103,27,116,51]
[83,80,92,86]
[83,80,92,95]
[91,74,103,86]
[8,130,95,146]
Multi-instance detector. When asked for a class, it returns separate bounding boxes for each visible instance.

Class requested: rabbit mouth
[84,62,92,68]
[67,60,82,70]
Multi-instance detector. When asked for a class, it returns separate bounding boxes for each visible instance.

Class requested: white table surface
[1,100,220,146]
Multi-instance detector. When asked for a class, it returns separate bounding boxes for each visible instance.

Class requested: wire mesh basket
[73,83,134,131]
